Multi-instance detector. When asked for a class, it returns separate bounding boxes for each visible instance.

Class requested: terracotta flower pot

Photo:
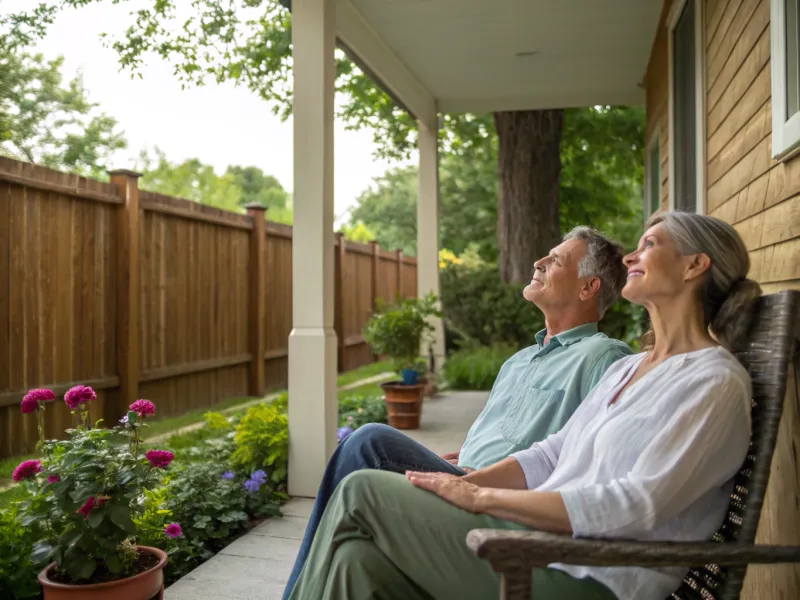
[381,382,425,429]
[38,546,167,600]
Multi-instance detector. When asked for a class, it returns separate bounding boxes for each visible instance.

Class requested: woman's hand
[406,471,485,513]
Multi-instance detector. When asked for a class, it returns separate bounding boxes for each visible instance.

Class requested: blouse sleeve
[559,373,751,538]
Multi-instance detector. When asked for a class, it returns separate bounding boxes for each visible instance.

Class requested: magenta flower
[64,385,96,410]
[12,459,42,482]
[47,474,60,484]
[164,523,183,539]
[20,389,55,413]
[145,450,174,469]
[129,399,155,417]
[76,496,108,520]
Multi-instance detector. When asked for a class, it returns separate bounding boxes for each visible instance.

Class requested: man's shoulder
[573,332,633,359]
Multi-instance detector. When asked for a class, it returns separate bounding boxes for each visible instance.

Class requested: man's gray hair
[563,226,627,318]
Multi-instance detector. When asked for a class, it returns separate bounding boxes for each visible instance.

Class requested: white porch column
[417,120,446,371]
[288,0,338,497]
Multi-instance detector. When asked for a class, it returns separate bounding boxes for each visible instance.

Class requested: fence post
[334,232,346,372]
[109,170,141,418]
[395,249,404,300]
[369,240,380,361]
[245,204,267,397]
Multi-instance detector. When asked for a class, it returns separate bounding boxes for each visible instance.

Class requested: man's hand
[406,471,485,513]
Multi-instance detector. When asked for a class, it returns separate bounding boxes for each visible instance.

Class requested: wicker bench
[468,290,800,600]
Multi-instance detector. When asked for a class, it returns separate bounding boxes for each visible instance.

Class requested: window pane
[673,0,696,213]
[787,0,800,117]
[649,142,661,215]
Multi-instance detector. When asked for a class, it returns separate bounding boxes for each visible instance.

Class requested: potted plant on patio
[14,388,178,599]
[363,293,439,429]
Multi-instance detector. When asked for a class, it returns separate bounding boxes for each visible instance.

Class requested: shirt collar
[534,322,599,349]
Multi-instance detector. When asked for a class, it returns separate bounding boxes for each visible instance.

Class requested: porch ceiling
[349,0,662,114]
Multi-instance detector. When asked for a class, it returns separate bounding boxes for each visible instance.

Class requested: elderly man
[282,226,631,599]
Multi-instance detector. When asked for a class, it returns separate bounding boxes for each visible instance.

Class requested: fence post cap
[107,169,142,178]
[243,202,268,211]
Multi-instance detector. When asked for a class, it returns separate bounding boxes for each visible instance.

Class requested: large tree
[0,50,126,175]
[5,2,643,281]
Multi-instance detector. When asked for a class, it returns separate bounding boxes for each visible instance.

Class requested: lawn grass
[0,361,395,508]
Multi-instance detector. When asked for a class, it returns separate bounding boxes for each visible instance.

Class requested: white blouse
[511,346,752,600]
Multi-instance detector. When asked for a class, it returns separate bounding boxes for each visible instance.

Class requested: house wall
[645,1,800,598]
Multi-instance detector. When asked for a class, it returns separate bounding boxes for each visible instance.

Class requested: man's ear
[684,253,712,283]
[579,277,601,302]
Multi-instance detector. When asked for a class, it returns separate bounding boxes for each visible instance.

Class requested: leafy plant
[443,343,518,391]
[0,504,41,599]
[230,403,288,483]
[338,394,387,429]
[363,293,440,372]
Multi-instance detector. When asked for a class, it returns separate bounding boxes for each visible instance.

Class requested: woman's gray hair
[563,226,627,318]
[644,212,762,350]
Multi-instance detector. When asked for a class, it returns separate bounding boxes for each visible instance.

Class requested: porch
[164,391,490,599]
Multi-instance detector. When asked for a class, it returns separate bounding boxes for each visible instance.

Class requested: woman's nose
[622,250,638,267]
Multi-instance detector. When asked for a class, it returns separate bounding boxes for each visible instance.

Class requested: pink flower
[20,389,55,413]
[76,496,108,519]
[129,399,155,417]
[64,385,96,410]
[47,474,60,484]
[164,523,183,538]
[145,450,174,469]
[12,459,42,482]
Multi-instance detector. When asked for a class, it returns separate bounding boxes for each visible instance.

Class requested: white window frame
[644,133,662,219]
[667,0,706,214]
[770,0,800,159]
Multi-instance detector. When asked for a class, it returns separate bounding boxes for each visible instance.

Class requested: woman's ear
[684,253,712,283]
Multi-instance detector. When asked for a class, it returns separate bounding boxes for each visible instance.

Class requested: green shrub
[440,263,544,349]
[338,394,387,429]
[0,505,40,600]
[443,343,518,391]
[230,404,288,484]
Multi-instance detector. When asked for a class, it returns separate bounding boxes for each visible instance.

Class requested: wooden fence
[0,158,417,458]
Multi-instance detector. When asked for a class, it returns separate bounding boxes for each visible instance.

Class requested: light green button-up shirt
[458,323,632,471]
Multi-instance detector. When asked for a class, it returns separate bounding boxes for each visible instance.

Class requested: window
[771,0,800,159]
[644,135,662,218]
[668,0,705,213]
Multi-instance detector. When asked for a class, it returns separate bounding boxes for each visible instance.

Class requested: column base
[287,327,338,497]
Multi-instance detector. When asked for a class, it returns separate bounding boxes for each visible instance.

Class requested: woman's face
[622,223,699,305]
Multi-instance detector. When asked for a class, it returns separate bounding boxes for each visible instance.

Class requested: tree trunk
[494,110,564,284]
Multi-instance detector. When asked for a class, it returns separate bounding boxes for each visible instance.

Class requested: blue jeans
[282,423,466,599]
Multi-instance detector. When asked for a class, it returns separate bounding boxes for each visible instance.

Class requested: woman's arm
[462,456,528,489]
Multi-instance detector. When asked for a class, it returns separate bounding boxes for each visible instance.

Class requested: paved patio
[165,390,489,599]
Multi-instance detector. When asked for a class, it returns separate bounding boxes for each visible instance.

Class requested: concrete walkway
[165,390,489,600]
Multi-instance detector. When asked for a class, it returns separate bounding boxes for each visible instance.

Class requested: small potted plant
[363,293,439,429]
[14,387,178,599]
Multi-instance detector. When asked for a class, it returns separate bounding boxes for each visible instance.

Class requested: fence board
[0,158,417,457]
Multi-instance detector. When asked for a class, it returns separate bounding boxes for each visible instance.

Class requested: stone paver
[165,391,488,600]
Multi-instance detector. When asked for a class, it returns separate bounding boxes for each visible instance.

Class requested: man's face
[522,238,586,309]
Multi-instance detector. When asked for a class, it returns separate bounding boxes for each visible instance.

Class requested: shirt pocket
[500,387,566,449]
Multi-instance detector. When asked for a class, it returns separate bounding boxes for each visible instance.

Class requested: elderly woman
[287,212,762,600]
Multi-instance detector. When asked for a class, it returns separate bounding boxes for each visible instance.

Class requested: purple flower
[244,478,262,492]
[337,426,354,442]
[164,523,183,539]
[12,459,42,482]
[21,389,55,413]
[119,415,129,425]
[251,469,267,483]
[64,385,96,410]
[145,450,174,469]
[221,470,235,480]
[129,399,155,417]
[47,474,60,484]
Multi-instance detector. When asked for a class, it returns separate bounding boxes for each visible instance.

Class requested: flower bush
[338,394,387,429]
[230,403,288,483]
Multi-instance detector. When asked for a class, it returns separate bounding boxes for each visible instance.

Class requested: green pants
[288,470,617,600]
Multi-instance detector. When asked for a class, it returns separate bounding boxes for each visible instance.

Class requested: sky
[3,0,415,224]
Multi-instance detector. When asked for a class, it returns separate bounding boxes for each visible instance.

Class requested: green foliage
[0,505,40,600]
[598,301,647,352]
[440,263,544,349]
[0,50,126,175]
[272,392,288,413]
[443,343,518,391]
[340,221,377,244]
[338,395,387,429]
[21,426,167,583]
[363,293,440,372]
[230,404,288,482]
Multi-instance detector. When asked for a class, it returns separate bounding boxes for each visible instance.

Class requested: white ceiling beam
[438,89,645,114]
[335,0,437,129]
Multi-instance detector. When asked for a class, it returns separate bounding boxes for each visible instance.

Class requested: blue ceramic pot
[401,368,419,385]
